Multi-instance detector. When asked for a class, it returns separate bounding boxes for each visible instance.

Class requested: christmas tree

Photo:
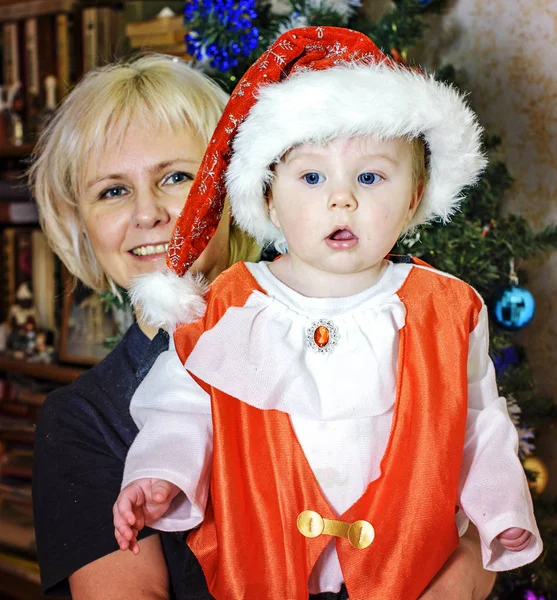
[181,1,557,596]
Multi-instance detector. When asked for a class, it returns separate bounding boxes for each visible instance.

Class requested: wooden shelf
[0,553,40,600]
[0,144,34,159]
[0,357,85,384]
[0,559,62,600]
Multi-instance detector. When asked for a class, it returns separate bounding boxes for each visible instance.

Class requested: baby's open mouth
[328,228,357,241]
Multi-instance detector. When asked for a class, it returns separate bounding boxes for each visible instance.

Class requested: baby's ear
[266,188,281,229]
[404,180,425,228]
[411,179,426,213]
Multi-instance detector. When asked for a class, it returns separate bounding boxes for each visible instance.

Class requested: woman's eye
[303,172,324,185]
[162,171,193,186]
[358,172,382,185]
[99,185,128,200]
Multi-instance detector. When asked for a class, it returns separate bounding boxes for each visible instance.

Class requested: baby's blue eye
[358,172,381,185]
[304,172,324,185]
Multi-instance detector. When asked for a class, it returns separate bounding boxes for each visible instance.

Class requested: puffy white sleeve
[122,336,212,532]
[458,303,543,570]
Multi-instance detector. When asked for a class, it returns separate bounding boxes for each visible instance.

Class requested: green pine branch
[365,0,448,53]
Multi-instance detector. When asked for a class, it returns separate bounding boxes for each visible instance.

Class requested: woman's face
[81,119,230,290]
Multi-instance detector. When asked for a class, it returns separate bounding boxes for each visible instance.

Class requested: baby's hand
[113,478,181,554]
[497,527,532,552]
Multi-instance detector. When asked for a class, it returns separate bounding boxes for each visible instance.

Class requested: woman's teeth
[131,243,169,256]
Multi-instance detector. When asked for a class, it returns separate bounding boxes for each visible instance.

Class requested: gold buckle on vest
[297,510,375,549]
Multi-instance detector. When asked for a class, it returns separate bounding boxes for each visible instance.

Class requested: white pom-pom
[128,269,208,332]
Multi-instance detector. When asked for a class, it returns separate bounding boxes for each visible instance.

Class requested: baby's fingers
[113,511,134,542]
[129,535,141,555]
[499,528,532,551]
[115,526,139,553]
[114,527,130,552]
[151,480,175,503]
[114,491,142,527]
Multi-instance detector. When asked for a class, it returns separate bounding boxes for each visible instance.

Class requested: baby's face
[268,135,423,294]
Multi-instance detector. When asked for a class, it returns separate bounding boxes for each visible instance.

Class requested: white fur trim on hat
[129,269,208,331]
[226,63,487,249]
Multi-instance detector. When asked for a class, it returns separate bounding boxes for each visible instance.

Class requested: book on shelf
[0,481,32,506]
[0,399,39,421]
[0,376,41,420]
[0,0,75,22]
[128,28,186,49]
[0,501,35,556]
[124,1,186,23]
[31,229,56,332]
[82,5,125,73]
[0,202,38,225]
[0,444,34,479]
[23,17,40,128]
[22,14,57,130]
[81,6,98,73]
[0,550,40,584]
[0,179,30,202]
[1,227,56,330]
[1,228,33,321]
[55,11,74,99]
[0,412,35,556]
[37,14,57,113]
[2,21,22,88]
[0,179,38,224]
[2,20,28,145]
[125,13,184,37]
[16,386,48,407]
[0,415,35,437]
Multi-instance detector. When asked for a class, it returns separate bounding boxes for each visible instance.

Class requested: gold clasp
[297,510,375,549]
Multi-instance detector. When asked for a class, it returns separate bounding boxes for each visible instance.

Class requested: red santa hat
[130,26,486,330]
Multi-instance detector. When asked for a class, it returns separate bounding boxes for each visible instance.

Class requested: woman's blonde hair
[28,54,259,292]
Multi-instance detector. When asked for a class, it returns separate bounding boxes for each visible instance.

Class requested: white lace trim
[185,262,412,420]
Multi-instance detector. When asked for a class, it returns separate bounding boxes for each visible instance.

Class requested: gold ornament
[523,456,549,494]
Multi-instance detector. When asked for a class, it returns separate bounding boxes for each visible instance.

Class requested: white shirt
[123,261,542,593]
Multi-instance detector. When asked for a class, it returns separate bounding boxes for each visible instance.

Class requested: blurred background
[0,1,555,598]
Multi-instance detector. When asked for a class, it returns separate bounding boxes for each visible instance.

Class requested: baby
[114,26,542,599]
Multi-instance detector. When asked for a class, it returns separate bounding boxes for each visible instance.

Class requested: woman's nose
[132,190,171,228]
[327,188,358,211]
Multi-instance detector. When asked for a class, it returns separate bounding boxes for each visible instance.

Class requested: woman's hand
[419,524,496,600]
[113,478,180,554]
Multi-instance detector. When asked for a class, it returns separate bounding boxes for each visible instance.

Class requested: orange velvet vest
[174,259,482,600]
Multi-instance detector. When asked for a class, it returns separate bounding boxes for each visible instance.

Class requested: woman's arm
[69,535,169,600]
[420,524,496,600]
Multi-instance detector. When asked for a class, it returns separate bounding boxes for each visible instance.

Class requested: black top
[32,321,358,600]
[32,323,211,599]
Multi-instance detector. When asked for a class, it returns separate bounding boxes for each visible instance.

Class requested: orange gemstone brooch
[306,319,340,354]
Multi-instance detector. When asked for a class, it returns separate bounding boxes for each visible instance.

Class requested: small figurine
[6,283,38,359]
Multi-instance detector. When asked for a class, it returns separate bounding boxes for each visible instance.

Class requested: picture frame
[58,267,129,366]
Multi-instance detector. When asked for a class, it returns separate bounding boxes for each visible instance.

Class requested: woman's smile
[129,242,170,258]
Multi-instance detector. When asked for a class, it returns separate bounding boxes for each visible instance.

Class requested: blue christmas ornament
[418,0,433,5]
[184,0,259,72]
[491,285,535,331]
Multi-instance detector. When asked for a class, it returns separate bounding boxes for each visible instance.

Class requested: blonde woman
[29,55,258,600]
[30,54,494,600]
